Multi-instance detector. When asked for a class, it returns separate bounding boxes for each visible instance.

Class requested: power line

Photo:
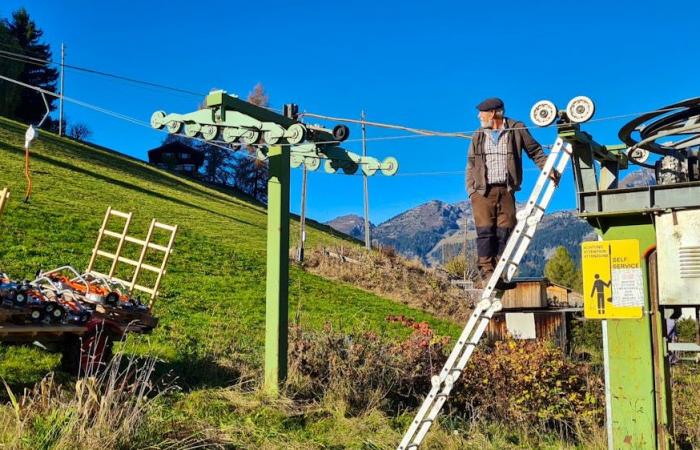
[0,49,205,97]
[301,112,473,139]
[0,73,395,171]
[0,41,49,59]
[0,49,285,110]
[1,47,688,142]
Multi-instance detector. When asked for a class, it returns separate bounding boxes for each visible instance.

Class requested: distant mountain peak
[326,214,374,241]
[327,198,594,275]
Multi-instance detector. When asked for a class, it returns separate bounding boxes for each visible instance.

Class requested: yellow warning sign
[582,240,644,319]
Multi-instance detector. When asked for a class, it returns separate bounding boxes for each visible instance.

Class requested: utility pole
[361,110,371,249]
[297,164,307,262]
[463,213,468,281]
[58,43,65,136]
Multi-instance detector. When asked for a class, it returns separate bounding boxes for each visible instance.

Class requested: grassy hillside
[0,116,460,385]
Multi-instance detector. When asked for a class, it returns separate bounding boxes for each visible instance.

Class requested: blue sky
[2,1,699,224]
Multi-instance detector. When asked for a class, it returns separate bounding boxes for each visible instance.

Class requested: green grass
[0,115,460,386]
[0,117,610,449]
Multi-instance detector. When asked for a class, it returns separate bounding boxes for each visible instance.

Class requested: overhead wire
[0,64,690,179]
[1,46,691,143]
[0,49,284,110]
[0,73,387,172]
[0,70,674,181]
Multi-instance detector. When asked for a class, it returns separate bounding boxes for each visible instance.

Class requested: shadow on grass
[154,353,256,392]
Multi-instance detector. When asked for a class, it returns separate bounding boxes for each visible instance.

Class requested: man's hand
[549,169,561,186]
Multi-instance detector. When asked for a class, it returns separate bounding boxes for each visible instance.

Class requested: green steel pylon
[152,90,398,394]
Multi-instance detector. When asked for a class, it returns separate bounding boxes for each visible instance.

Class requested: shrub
[452,339,604,437]
[287,317,604,441]
[569,318,603,364]
[672,365,700,449]
[286,321,447,415]
[677,318,698,342]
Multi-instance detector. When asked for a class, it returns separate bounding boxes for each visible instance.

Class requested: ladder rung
[103,230,127,239]
[102,230,171,252]
[154,222,177,232]
[109,209,131,219]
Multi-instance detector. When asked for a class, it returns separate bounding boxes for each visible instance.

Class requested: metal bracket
[151,90,398,177]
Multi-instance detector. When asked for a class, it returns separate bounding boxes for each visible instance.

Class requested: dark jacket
[466,117,548,196]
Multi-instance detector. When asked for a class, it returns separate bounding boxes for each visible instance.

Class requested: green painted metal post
[599,218,672,449]
[264,145,290,395]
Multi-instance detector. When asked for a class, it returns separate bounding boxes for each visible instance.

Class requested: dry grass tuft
[299,246,476,323]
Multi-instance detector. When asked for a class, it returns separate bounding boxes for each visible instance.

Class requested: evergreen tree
[3,8,59,125]
[544,246,582,292]
[0,21,25,117]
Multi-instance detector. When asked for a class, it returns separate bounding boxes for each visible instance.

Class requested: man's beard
[480,119,494,129]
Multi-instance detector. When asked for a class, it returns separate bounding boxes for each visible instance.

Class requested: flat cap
[476,97,505,111]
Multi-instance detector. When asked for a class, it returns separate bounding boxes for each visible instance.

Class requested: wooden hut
[147,142,204,177]
[487,277,582,351]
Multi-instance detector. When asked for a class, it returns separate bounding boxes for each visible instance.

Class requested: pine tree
[3,8,59,125]
[544,246,582,292]
[0,21,25,117]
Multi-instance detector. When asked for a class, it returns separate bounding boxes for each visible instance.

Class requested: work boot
[480,270,516,291]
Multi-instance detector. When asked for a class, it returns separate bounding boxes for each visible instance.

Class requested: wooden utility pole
[463,213,468,281]
[361,111,371,249]
[58,43,65,136]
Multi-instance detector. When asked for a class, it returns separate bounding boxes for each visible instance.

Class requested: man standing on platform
[466,97,560,290]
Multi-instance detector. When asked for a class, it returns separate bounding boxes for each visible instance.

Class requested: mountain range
[326,169,654,276]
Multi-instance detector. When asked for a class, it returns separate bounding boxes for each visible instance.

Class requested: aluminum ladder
[398,137,573,449]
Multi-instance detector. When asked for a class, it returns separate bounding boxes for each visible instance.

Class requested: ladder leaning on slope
[398,137,573,449]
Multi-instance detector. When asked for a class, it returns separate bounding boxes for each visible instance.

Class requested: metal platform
[578,181,700,217]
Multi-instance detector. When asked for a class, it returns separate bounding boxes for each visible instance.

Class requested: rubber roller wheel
[362,163,378,177]
[530,100,557,127]
[332,124,350,142]
[566,96,595,123]
[286,123,306,145]
[290,154,304,169]
[184,123,200,137]
[150,111,166,130]
[200,125,218,141]
[380,157,399,176]
[105,292,120,307]
[304,156,321,171]
[242,130,260,145]
[166,120,183,134]
[14,290,28,306]
[47,303,66,322]
[29,308,43,322]
[222,127,240,143]
[342,162,359,175]
[263,129,283,145]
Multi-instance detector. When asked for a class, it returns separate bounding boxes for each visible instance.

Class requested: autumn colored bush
[286,320,447,415]
[452,339,604,436]
[672,364,700,449]
[287,316,604,440]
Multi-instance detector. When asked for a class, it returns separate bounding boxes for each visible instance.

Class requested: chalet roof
[512,276,580,295]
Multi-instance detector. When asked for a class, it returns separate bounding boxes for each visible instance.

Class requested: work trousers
[470,185,516,276]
